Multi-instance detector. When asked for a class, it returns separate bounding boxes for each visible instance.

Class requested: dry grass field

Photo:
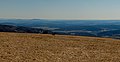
[0,32,120,62]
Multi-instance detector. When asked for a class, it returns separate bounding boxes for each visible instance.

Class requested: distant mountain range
[1,19,120,39]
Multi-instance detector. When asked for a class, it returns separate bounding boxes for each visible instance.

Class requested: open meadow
[0,32,120,62]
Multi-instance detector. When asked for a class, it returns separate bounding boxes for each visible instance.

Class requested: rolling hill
[1,19,120,38]
[0,32,120,62]
[0,24,52,34]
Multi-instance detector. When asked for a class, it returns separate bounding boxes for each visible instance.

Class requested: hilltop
[0,32,120,62]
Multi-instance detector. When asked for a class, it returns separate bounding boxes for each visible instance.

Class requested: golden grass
[0,32,120,62]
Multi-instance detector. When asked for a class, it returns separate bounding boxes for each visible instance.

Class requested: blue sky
[0,0,120,20]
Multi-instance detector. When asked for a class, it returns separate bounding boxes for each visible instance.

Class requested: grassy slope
[0,32,120,62]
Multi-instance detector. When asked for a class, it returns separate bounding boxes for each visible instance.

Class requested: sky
[0,0,120,20]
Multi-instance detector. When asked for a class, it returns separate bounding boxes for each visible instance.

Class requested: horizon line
[1,18,120,20]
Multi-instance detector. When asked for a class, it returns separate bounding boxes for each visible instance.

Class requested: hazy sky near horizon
[0,0,120,20]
